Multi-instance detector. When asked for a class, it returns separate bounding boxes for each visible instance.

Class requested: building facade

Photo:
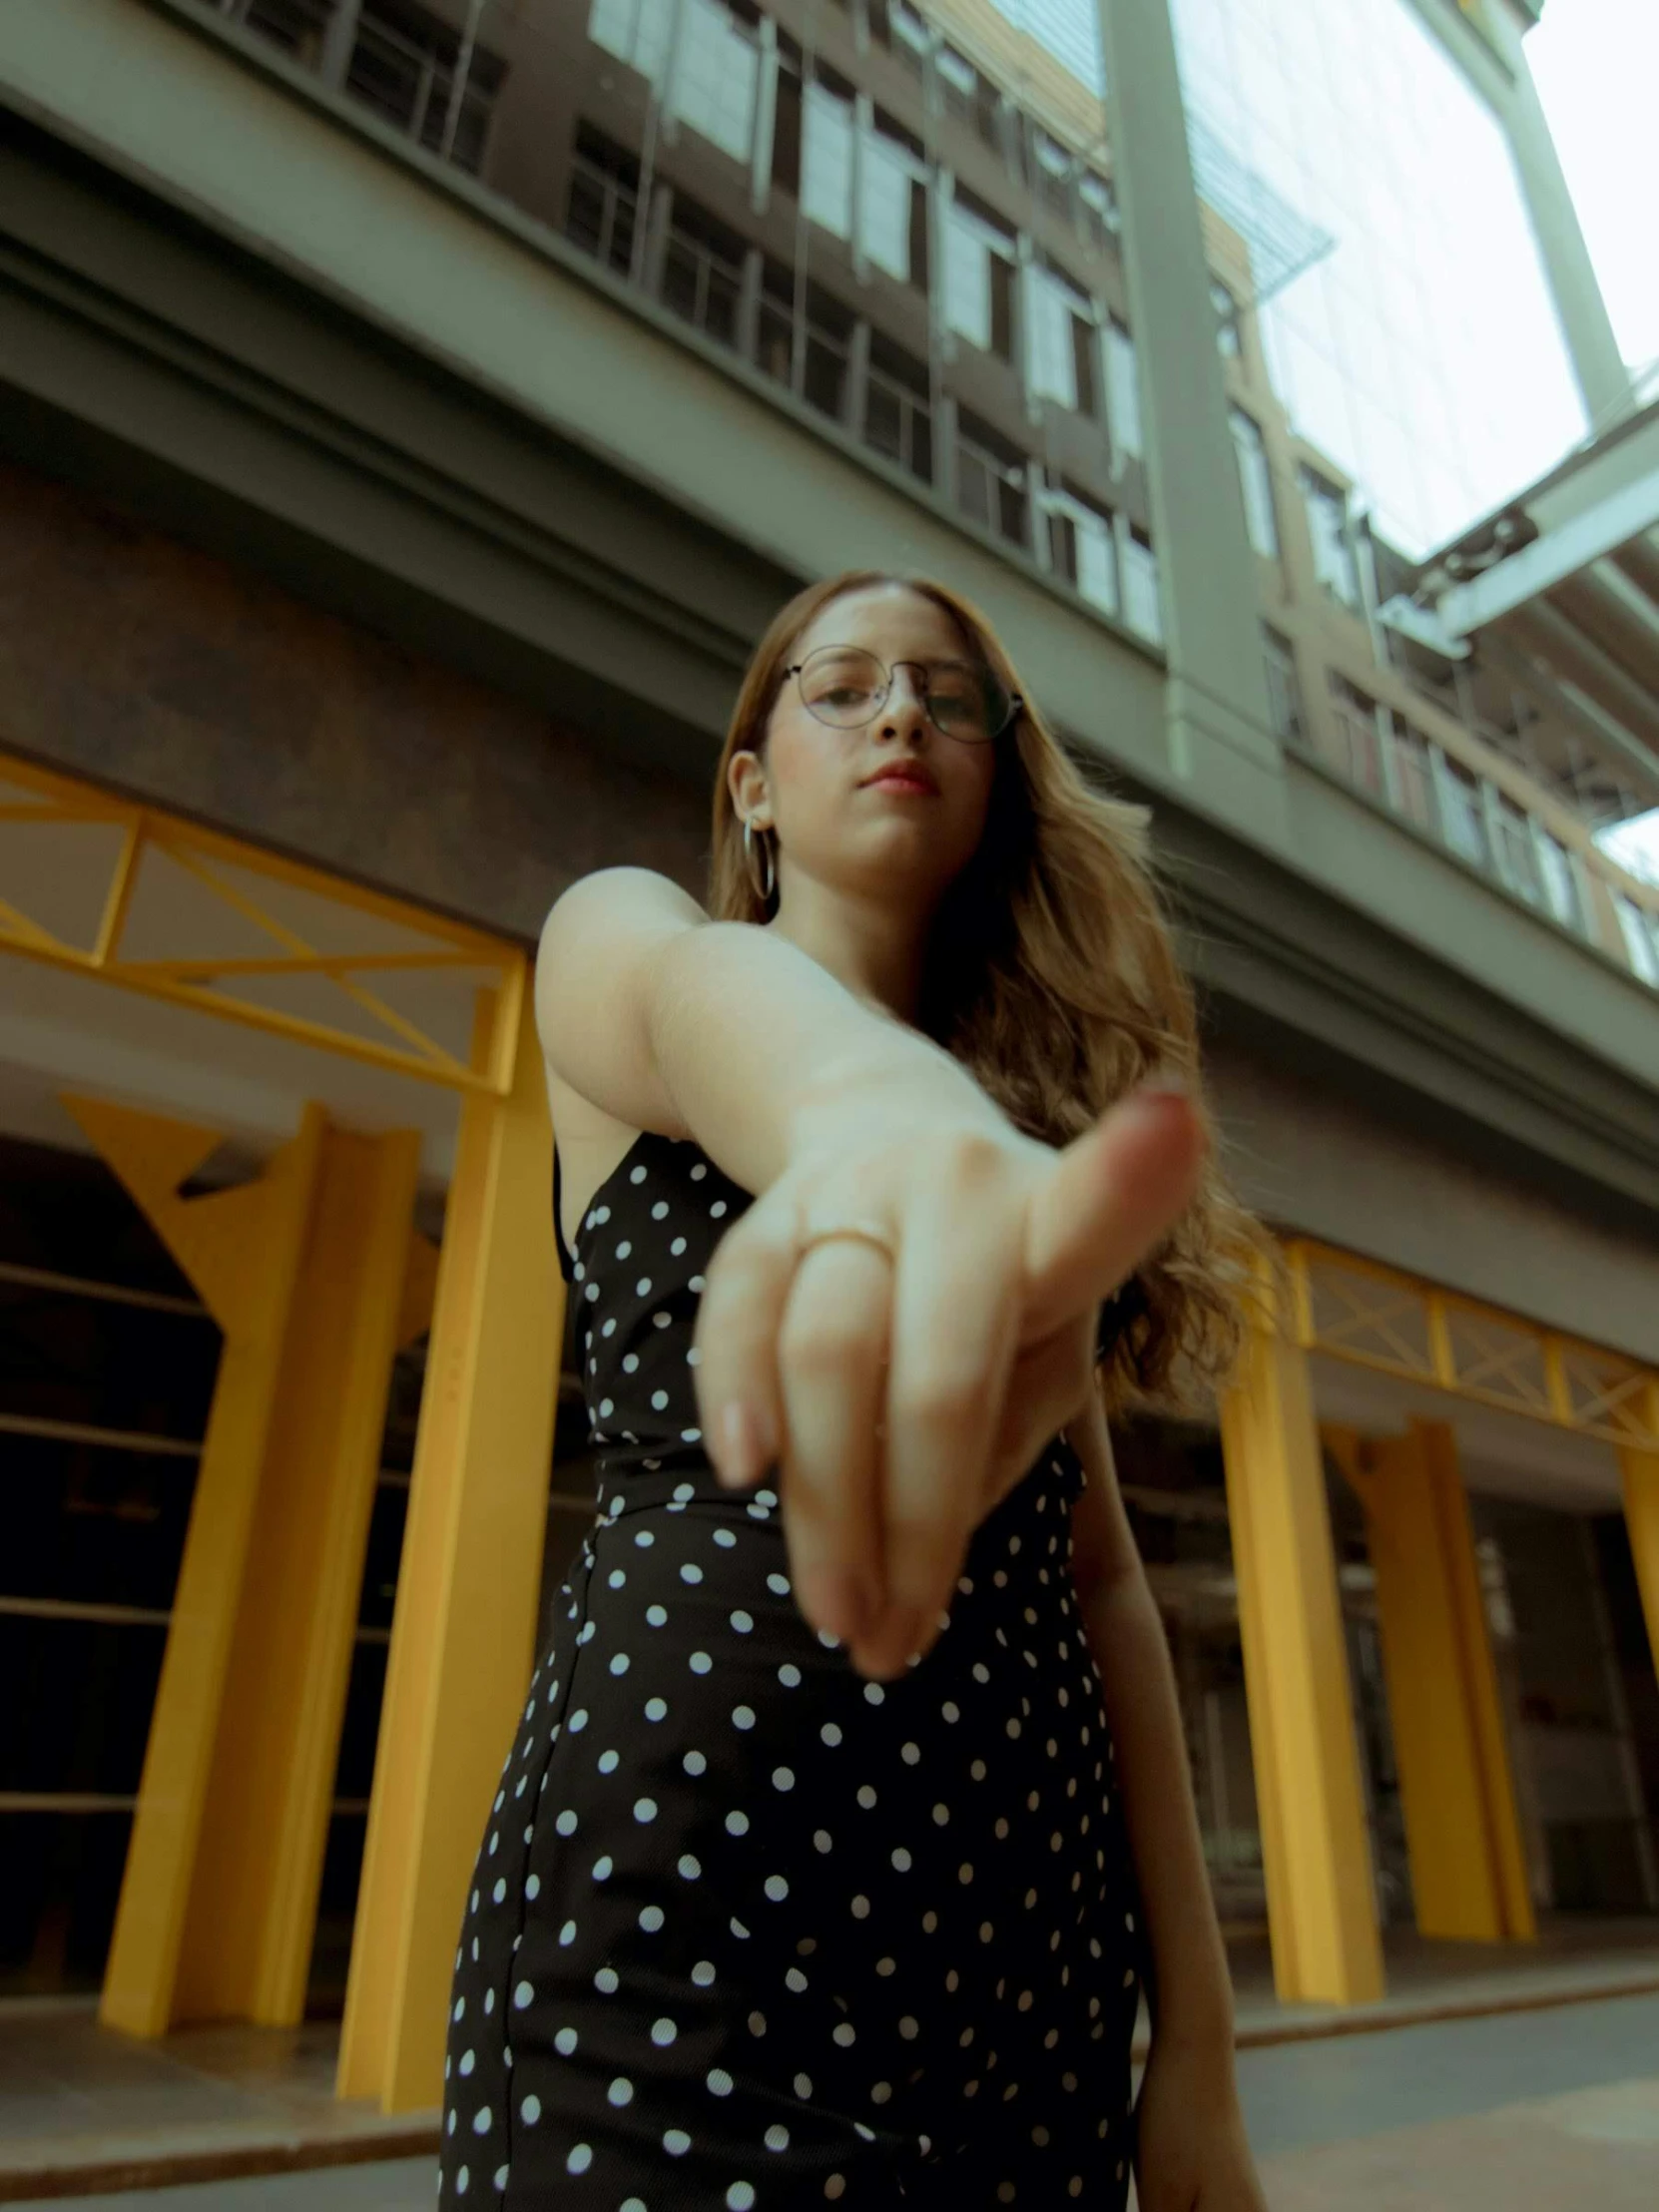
[1,0,1657,2114]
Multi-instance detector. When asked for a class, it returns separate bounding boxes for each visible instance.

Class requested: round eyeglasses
[783,646,1021,745]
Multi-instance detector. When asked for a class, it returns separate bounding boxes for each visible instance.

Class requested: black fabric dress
[437,1131,1143,2210]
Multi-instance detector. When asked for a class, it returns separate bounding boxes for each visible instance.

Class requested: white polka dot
[714,1527,737,1548]
[731,1609,754,1633]
[708,2066,735,2096]
[554,2027,577,2055]
[520,2092,542,2124]
[694,1957,718,1983]
[727,1809,751,1835]
[512,1980,533,2009]
[773,1766,796,1791]
[863,1682,885,1705]
[727,2183,756,2209]
[615,1240,632,1260]
[664,2127,692,2155]
[566,2142,593,2173]
[652,1200,670,1218]
[779,1662,802,1686]
[555,1809,578,1836]
[733,1704,756,1729]
[685,1750,707,1775]
[765,2120,790,2149]
[622,1353,640,1374]
[672,1236,689,1255]
[690,1651,712,1674]
[630,1166,648,1184]
[682,1562,704,1584]
[609,1653,631,1675]
[679,1854,703,1880]
[634,1797,658,1823]
[471,2106,492,2134]
[822,1722,842,1746]
[639,1905,665,1932]
[683,1426,703,1441]
[691,1163,708,1180]
[652,1388,670,1410]
[711,1202,728,1219]
[594,1967,619,1993]
[765,1874,789,1902]
[645,1696,668,1721]
[652,2016,679,2046]
[647,1603,668,1626]
[636,1279,653,1297]
[608,2076,634,2106]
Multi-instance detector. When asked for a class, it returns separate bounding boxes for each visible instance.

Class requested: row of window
[567,137,1163,645]
[1264,640,1659,975]
[1230,407,1364,609]
[590,0,1172,446]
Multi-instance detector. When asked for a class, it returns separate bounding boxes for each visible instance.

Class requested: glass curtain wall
[1166,0,1585,561]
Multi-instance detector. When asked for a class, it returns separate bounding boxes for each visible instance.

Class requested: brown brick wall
[0,462,712,938]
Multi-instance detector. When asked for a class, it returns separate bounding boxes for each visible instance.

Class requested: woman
[439,573,1269,2210]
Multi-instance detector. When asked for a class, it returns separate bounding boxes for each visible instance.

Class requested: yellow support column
[1219,1324,1384,2006]
[339,976,563,2112]
[67,1097,324,2038]
[173,1125,424,2025]
[1349,1422,1535,1944]
[1622,1444,1659,1699]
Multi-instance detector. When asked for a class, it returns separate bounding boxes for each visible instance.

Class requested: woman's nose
[878,666,930,736]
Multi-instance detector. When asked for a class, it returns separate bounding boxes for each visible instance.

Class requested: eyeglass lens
[797,647,1009,743]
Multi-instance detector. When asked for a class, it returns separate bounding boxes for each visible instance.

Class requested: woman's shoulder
[538,867,708,960]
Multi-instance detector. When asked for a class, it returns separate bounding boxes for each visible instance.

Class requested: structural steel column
[67,1098,318,2034]
[1093,0,1287,846]
[1622,1443,1659,1698]
[1480,2,1633,434]
[1345,1421,1535,1944]
[173,1124,425,2025]
[1219,1325,1384,2006]
[339,979,563,2112]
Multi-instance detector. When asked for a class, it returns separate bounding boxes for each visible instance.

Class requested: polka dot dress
[438,1133,1144,2208]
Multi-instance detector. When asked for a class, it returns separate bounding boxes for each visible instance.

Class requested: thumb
[1019,1086,1205,1342]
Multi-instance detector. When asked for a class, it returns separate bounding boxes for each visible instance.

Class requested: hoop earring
[742,818,777,904]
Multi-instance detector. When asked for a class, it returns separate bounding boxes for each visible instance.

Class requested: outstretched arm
[1069,1385,1267,2211]
[535,867,1204,1681]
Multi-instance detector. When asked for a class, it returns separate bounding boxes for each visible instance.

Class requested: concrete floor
[9,1990,1659,2209]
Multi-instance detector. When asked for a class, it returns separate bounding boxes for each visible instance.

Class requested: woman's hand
[691,1083,1203,1678]
[1134,2037,1269,2212]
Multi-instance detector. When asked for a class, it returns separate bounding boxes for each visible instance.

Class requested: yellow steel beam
[1355,1422,1535,1944]
[67,1096,326,2037]
[173,1124,423,2027]
[1219,1321,1384,2006]
[1288,1237,1659,1452]
[1622,1431,1659,1705]
[338,983,563,2111]
[0,745,522,1094]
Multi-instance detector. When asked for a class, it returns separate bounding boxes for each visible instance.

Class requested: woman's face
[731,584,1002,916]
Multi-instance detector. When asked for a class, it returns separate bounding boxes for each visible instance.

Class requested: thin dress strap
[550,1141,576,1285]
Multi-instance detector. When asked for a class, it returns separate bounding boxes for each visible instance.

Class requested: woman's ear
[729,748,771,830]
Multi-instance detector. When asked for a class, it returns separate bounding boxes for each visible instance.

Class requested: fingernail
[811,1568,876,1647]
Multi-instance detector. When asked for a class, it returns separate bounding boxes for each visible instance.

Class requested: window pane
[804,84,854,239]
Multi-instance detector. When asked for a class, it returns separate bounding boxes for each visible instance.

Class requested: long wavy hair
[709,570,1260,1410]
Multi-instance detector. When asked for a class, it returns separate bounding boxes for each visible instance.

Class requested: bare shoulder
[535,868,709,1180]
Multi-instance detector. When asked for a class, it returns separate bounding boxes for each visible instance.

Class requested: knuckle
[892,1367,983,1435]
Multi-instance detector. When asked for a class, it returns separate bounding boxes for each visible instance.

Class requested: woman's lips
[862,771,938,795]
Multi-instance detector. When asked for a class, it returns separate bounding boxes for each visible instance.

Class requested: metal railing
[865,363,932,483]
[1308,680,1616,952]
[566,157,638,280]
[956,433,1026,548]
[661,229,745,351]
